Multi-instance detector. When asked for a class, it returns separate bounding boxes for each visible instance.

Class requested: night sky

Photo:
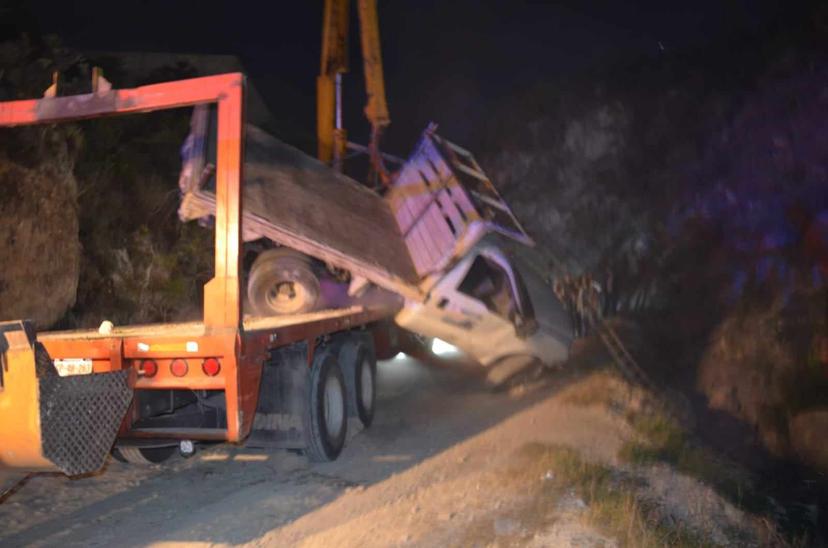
[13,1,808,152]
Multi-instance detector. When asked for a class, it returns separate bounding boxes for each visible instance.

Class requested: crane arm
[357,0,391,184]
[356,0,389,129]
[317,0,350,167]
[317,0,391,183]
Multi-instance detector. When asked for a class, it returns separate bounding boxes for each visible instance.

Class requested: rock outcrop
[0,129,80,328]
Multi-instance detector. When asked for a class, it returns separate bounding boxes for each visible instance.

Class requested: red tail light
[202,358,221,377]
[139,359,158,378]
[170,359,189,377]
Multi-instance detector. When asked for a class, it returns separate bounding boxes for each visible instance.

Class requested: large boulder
[0,141,80,328]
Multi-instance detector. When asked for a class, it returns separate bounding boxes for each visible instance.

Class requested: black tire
[372,321,401,360]
[303,351,348,462]
[339,339,377,428]
[353,348,377,427]
[399,331,434,361]
[248,248,320,315]
[112,446,176,465]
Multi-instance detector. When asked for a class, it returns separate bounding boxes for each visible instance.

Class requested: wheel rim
[265,279,308,314]
[323,373,345,438]
[360,357,374,410]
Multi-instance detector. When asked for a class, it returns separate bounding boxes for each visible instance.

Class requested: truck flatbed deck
[39,305,391,341]
[180,124,422,299]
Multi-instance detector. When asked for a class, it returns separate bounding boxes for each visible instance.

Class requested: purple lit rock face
[669,67,828,303]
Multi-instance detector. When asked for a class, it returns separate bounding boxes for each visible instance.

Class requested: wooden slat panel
[444,174,478,220]
[428,198,457,258]
[410,204,449,275]
[408,155,466,267]
[392,167,424,234]
[407,214,437,274]
[424,145,475,226]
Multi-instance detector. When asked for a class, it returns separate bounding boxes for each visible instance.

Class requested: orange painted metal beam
[0,73,245,332]
[203,78,244,331]
[0,74,243,126]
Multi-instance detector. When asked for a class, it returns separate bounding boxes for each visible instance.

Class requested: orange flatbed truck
[0,73,395,475]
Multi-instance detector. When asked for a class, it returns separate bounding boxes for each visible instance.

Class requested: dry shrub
[697,289,828,457]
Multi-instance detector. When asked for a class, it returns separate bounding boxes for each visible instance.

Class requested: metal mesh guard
[39,371,132,476]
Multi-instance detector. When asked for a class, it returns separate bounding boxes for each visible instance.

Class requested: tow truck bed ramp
[179,124,421,298]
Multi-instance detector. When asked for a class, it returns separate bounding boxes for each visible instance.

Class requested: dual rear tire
[303,351,348,462]
[303,339,377,462]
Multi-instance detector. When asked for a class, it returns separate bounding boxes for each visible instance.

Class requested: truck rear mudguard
[0,321,132,476]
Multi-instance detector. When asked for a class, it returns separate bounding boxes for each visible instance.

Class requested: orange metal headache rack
[0,74,246,475]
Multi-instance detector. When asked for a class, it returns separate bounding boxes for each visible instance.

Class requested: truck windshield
[457,255,517,320]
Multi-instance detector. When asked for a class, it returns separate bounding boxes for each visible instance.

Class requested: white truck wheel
[248,248,320,315]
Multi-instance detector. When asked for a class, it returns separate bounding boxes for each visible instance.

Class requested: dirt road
[0,354,632,547]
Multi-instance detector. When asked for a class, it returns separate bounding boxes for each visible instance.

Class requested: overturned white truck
[178,108,572,383]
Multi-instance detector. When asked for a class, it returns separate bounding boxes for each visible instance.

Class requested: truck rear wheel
[303,351,347,462]
[248,248,320,315]
[113,446,176,465]
[354,350,376,427]
[338,338,377,428]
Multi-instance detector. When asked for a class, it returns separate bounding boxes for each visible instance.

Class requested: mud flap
[39,370,132,476]
[0,320,133,476]
[247,342,308,449]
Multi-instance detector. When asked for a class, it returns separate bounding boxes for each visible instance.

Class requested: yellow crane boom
[317,0,391,183]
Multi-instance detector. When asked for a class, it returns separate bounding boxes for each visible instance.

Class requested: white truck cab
[396,236,572,372]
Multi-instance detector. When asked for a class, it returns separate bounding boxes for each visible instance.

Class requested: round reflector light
[140,359,158,378]
[202,358,221,377]
[170,359,189,377]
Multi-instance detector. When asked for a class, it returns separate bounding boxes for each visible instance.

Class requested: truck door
[415,249,537,365]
